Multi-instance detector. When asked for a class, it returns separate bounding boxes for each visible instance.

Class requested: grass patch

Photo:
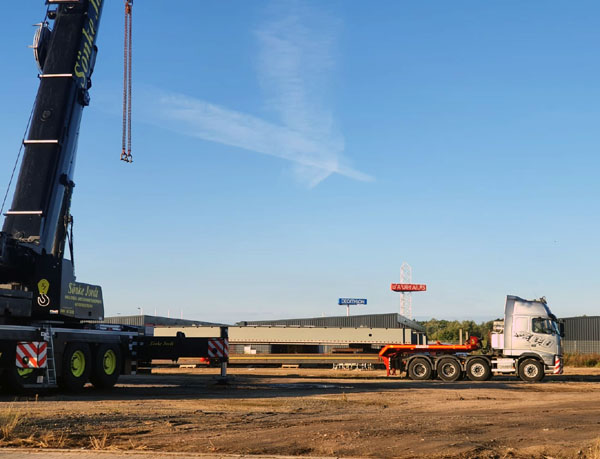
[36,431,67,448]
[564,353,600,368]
[0,404,26,441]
[0,404,72,448]
[89,432,109,449]
[583,437,600,459]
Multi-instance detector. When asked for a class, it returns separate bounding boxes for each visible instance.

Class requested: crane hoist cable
[121,0,133,163]
[0,103,36,216]
[1,7,51,215]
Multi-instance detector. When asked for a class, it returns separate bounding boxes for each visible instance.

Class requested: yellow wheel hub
[103,349,117,375]
[17,368,34,378]
[70,350,86,378]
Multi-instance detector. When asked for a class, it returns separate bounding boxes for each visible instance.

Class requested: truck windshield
[532,318,558,335]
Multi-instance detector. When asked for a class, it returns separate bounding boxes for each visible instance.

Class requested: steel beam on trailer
[154,326,414,345]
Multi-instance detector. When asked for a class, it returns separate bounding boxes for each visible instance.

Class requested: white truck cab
[491,296,563,381]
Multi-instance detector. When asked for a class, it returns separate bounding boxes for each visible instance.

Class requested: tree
[418,319,495,345]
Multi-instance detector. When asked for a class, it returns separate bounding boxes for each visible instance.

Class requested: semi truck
[379,295,564,382]
[0,0,228,392]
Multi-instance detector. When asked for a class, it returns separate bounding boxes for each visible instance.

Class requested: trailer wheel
[437,358,461,382]
[59,342,91,392]
[91,344,121,389]
[408,358,432,380]
[518,358,544,383]
[466,358,491,382]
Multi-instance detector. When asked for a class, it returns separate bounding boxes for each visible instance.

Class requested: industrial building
[561,316,600,354]
[232,312,426,353]
[154,312,425,366]
[97,315,224,329]
[237,312,424,330]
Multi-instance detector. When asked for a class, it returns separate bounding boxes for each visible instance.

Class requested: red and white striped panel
[554,356,563,374]
[207,338,229,359]
[553,356,563,375]
[16,342,48,369]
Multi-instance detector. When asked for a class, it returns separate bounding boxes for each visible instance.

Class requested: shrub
[564,353,600,368]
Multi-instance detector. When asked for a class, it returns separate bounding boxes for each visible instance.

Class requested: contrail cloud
[138,2,372,187]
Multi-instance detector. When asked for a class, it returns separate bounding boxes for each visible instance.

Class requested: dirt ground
[1,367,600,458]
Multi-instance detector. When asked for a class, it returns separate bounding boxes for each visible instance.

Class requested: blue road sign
[338,298,367,305]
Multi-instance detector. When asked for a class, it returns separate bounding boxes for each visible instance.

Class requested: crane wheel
[59,342,92,392]
[518,358,544,383]
[4,367,37,393]
[466,358,491,381]
[437,358,462,382]
[91,344,122,389]
[408,357,432,380]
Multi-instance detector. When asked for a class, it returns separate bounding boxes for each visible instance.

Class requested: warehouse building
[237,312,424,330]
[230,312,427,355]
[97,315,225,331]
[561,316,600,354]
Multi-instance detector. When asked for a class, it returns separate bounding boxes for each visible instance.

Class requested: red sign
[391,283,427,292]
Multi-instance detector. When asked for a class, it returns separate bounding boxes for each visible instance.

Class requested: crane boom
[0,0,105,322]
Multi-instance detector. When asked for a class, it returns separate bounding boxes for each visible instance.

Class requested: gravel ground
[1,367,599,458]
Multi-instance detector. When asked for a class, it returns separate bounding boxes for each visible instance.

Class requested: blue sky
[0,1,598,323]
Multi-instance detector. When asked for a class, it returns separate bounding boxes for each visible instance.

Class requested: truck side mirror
[559,322,565,338]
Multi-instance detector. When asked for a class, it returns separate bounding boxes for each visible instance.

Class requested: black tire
[91,344,122,389]
[518,358,544,383]
[408,357,432,381]
[4,367,37,393]
[466,358,491,382]
[437,358,461,382]
[390,356,405,374]
[59,342,92,392]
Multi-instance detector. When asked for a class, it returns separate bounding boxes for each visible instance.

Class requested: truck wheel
[59,342,92,392]
[437,358,461,382]
[4,367,36,392]
[466,358,491,382]
[408,358,432,380]
[91,344,121,389]
[518,358,544,382]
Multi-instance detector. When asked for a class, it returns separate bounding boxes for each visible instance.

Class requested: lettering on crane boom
[74,0,103,88]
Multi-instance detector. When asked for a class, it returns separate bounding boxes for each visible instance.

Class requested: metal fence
[563,340,600,354]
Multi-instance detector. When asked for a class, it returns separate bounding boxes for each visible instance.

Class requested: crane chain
[121,0,133,163]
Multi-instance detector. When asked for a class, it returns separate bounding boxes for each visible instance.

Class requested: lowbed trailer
[379,296,564,383]
[0,323,228,391]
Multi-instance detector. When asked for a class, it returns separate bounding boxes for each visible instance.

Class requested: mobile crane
[0,0,228,392]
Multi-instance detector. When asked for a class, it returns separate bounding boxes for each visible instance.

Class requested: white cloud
[138,2,372,187]
[145,91,372,184]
